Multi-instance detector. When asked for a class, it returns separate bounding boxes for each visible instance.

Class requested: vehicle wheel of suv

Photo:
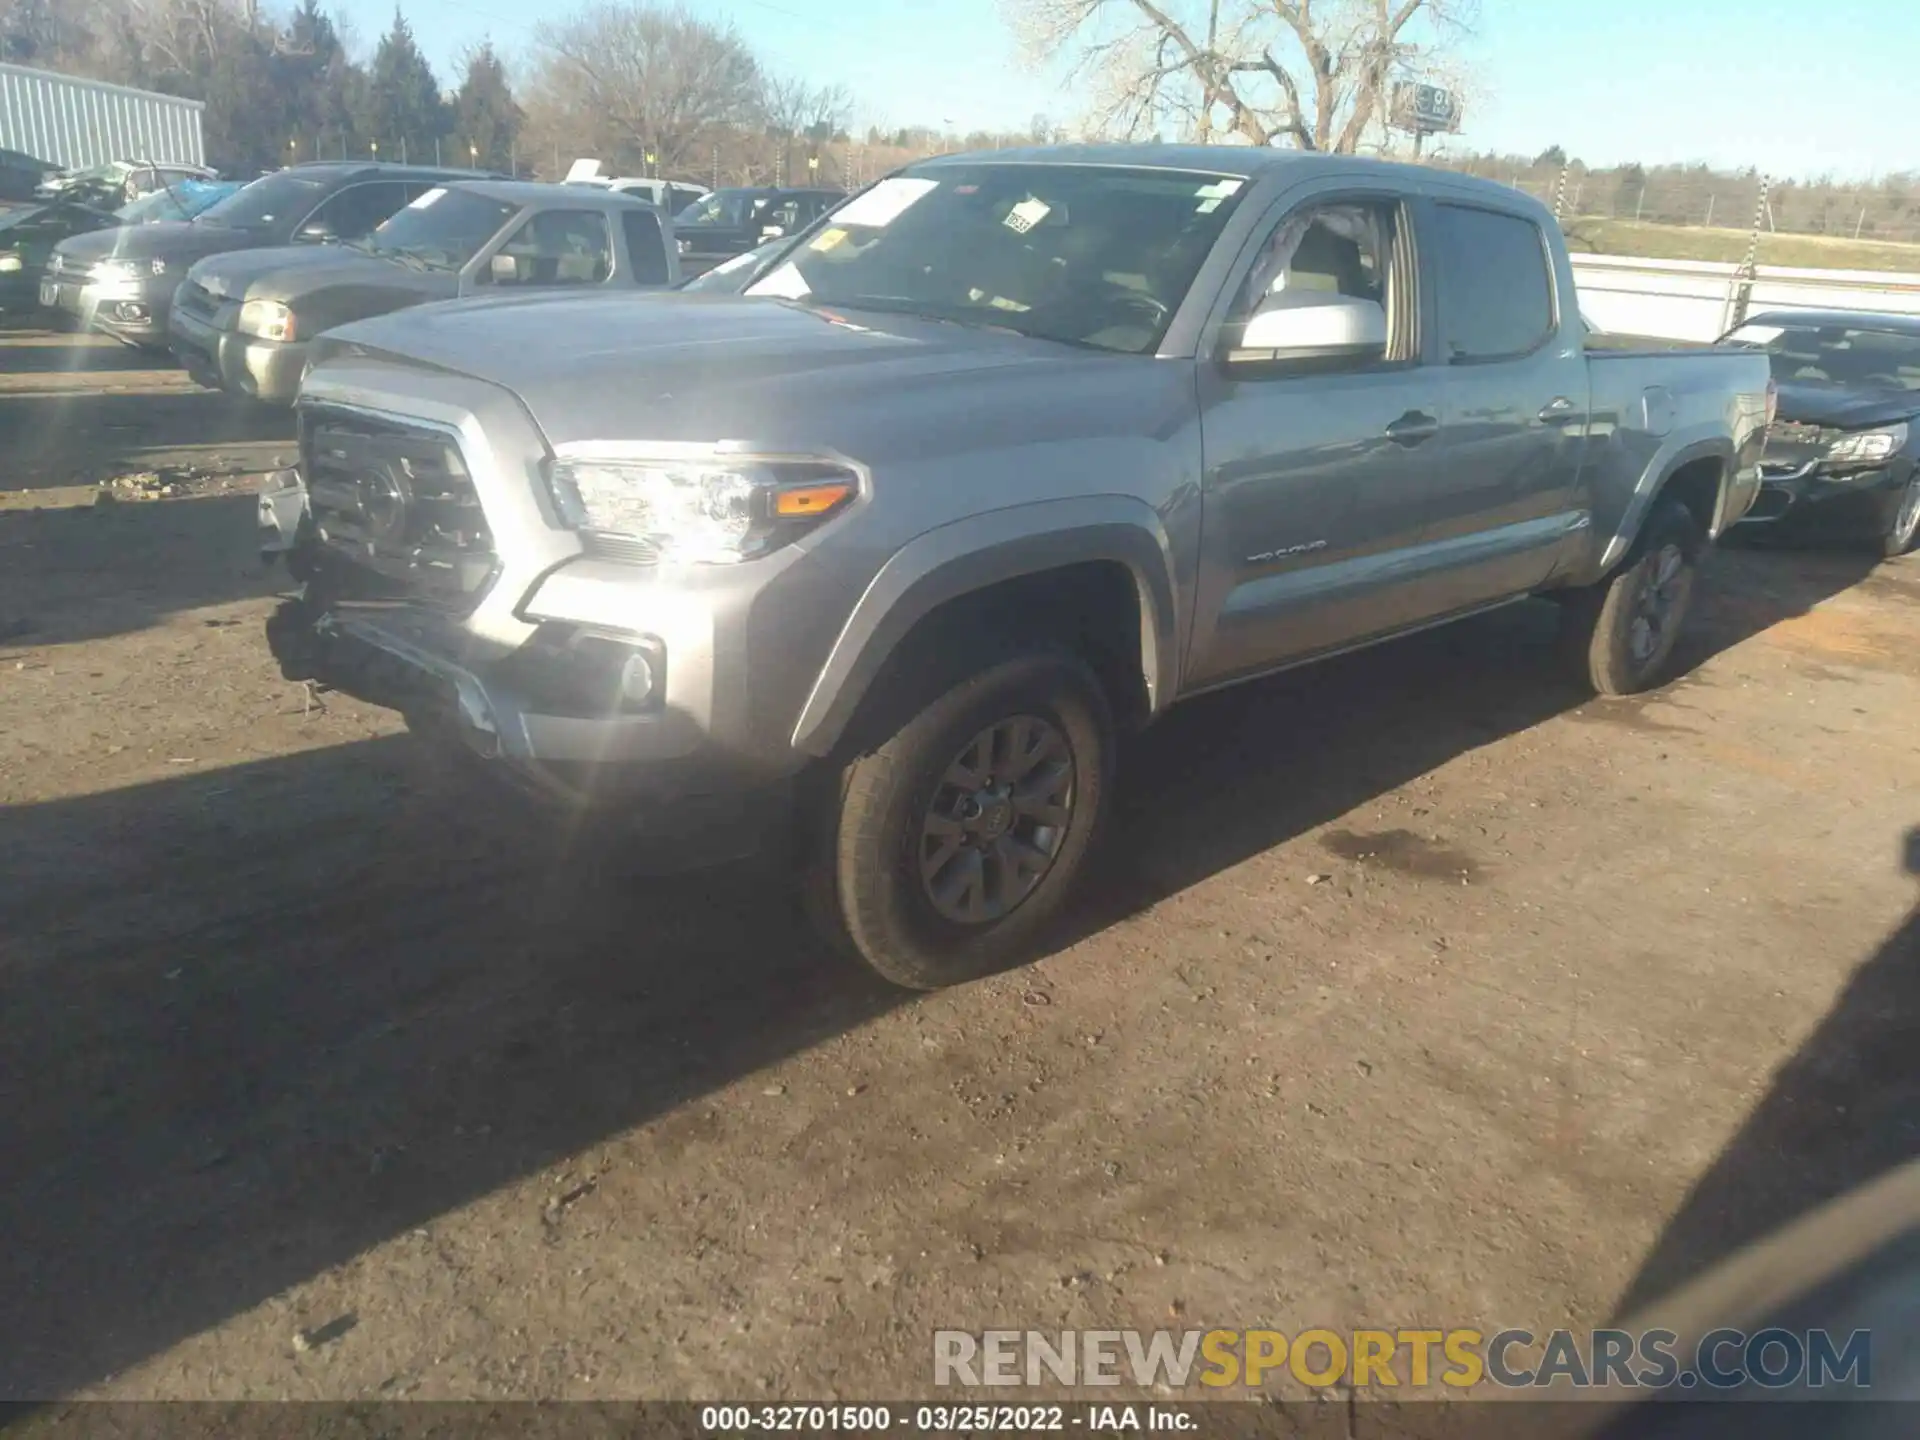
[1561,496,1705,697]
[1880,475,1920,558]
[809,648,1114,990]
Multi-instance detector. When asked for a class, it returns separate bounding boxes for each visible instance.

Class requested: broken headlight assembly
[546,446,859,565]
[1825,422,1908,471]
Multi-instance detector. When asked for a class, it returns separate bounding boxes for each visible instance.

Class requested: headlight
[0,252,20,274]
[91,257,167,281]
[238,299,296,342]
[548,451,858,564]
[1825,423,1908,467]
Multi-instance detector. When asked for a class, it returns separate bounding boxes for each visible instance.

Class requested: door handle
[1538,396,1581,423]
[1386,410,1440,446]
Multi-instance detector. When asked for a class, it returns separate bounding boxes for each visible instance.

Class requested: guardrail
[1572,253,1920,343]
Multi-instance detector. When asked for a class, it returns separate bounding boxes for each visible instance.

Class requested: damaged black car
[1723,309,1920,557]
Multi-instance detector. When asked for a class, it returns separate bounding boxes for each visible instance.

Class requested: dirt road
[1,327,1915,1404]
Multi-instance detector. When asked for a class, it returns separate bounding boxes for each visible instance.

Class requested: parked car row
[25,159,847,404]
[0,177,239,316]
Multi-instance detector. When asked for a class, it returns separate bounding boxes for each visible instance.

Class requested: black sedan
[1724,309,1920,557]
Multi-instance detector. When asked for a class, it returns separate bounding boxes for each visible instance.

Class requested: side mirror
[295,221,335,244]
[490,253,519,283]
[759,225,786,242]
[1227,294,1387,365]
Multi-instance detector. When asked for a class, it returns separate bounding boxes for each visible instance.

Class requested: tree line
[0,0,893,186]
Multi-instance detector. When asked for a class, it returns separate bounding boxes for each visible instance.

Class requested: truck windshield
[354,188,516,271]
[1723,320,1920,391]
[197,171,327,230]
[742,163,1248,355]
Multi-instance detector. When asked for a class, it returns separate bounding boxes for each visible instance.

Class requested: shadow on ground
[0,327,166,375]
[0,493,279,646]
[1613,873,1920,1317]
[0,544,1888,1397]
[1071,544,1882,939]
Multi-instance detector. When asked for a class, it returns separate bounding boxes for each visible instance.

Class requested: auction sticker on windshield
[1725,323,1784,345]
[829,176,937,229]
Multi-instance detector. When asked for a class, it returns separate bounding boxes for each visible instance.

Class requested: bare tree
[1004,0,1474,153]
[524,1,762,175]
[761,76,853,143]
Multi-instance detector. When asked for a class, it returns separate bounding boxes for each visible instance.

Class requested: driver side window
[1229,199,1410,371]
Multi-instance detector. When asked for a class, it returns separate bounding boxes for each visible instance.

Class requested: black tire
[1880,475,1920,559]
[1560,497,1705,697]
[808,648,1114,990]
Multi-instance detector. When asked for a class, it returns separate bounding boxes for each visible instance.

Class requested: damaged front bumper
[265,594,791,866]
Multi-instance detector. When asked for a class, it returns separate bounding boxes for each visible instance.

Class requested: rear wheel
[808,648,1114,990]
[1561,497,1705,697]
[1881,475,1920,558]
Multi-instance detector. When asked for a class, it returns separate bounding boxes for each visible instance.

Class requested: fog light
[113,302,148,322]
[617,651,656,706]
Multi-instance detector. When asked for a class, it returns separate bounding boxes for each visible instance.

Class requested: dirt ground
[1,326,1916,1406]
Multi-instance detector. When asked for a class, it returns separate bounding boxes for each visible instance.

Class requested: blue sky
[327,0,1910,179]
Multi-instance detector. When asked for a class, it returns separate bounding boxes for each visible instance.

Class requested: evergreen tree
[451,42,522,172]
[357,9,447,164]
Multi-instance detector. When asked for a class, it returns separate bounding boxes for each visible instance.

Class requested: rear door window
[1429,203,1555,361]
[619,209,671,284]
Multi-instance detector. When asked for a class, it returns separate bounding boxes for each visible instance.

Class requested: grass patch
[1564,217,1920,273]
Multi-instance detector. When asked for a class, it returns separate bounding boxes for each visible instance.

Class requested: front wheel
[1881,475,1920,558]
[809,649,1114,990]
[1560,497,1705,697]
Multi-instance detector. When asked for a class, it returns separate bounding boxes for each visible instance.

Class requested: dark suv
[43,161,502,348]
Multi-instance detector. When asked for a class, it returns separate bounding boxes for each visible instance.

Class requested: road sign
[1389,82,1462,135]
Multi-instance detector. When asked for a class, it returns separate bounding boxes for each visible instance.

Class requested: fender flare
[789,496,1182,758]
[1598,435,1736,574]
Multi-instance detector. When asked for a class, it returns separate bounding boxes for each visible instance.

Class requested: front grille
[300,405,496,612]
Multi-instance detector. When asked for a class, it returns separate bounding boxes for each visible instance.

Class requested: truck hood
[315,292,1139,449]
[1774,380,1920,432]
[53,219,266,267]
[188,244,453,308]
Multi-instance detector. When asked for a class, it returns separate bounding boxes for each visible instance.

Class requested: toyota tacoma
[264,146,1774,989]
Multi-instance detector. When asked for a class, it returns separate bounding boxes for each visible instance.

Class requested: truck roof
[923,143,1441,184]
[445,178,660,209]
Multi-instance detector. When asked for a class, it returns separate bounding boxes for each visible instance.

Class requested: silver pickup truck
[263,145,1773,990]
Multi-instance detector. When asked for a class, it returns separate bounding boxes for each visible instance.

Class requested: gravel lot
[1,326,1915,1404]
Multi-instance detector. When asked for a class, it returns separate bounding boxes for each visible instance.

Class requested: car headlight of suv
[0,251,20,273]
[547,448,858,564]
[1825,422,1908,468]
[237,298,296,342]
[91,257,167,282]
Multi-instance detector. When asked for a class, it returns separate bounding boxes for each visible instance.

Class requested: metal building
[0,62,206,170]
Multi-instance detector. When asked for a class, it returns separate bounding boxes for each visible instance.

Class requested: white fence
[0,62,205,171]
[1572,252,1920,344]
